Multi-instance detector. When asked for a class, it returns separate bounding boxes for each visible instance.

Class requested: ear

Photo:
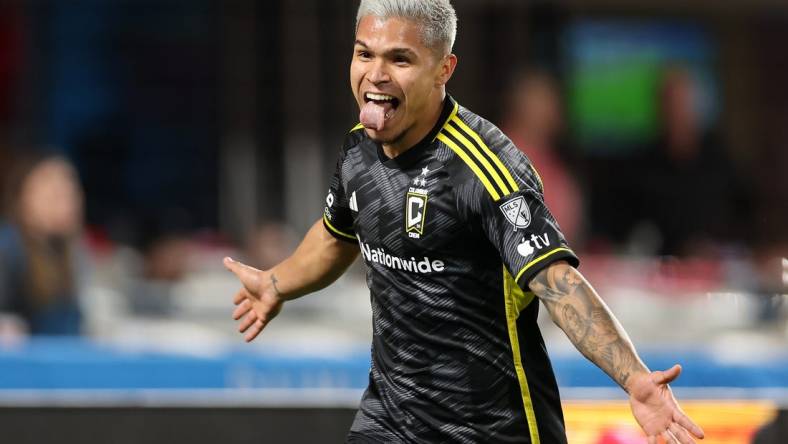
[435,54,458,87]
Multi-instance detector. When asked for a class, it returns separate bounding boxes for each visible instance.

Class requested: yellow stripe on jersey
[514,247,573,283]
[323,214,357,240]
[431,100,460,143]
[446,101,460,130]
[437,132,502,201]
[450,116,520,193]
[443,124,512,197]
[350,123,364,132]
[530,164,544,192]
[503,266,541,444]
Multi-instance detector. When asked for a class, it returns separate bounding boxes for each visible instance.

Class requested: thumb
[652,364,682,385]
[223,257,261,290]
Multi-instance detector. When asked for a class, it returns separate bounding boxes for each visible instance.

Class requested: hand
[223,257,284,342]
[628,364,705,443]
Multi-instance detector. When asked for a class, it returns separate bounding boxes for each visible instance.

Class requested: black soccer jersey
[323,95,579,444]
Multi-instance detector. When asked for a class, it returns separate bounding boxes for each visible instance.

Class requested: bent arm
[528,261,648,392]
[268,218,359,301]
[225,219,358,342]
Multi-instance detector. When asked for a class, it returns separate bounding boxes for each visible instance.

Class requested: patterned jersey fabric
[323,95,579,444]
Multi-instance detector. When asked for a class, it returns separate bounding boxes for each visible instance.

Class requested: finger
[232,300,252,320]
[233,289,247,305]
[653,364,682,385]
[674,410,705,439]
[223,257,261,289]
[647,436,658,444]
[238,312,258,333]
[244,319,265,342]
[662,429,679,444]
[669,422,696,444]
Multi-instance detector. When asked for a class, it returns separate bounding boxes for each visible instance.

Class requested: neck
[381,90,445,158]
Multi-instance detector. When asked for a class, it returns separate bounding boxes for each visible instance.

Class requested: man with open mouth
[224,1,705,443]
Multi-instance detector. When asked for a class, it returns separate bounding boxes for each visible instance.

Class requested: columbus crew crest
[405,165,435,238]
[406,192,428,237]
[500,196,531,230]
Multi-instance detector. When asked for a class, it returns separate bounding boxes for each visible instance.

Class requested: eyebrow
[354,40,418,59]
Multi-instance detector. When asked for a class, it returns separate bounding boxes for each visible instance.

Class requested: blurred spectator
[630,66,745,257]
[501,68,584,245]
[128,218,196,317]
[0,151,86,335]
[144,235,194,282]
[245,221,298,270]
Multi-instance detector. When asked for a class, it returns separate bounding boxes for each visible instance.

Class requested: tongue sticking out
[360,101,394,131]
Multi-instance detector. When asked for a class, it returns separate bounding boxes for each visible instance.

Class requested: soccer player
[224,1,705,443]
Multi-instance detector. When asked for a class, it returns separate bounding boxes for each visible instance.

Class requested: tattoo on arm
[270,273,282,297]
[529,263,645,390]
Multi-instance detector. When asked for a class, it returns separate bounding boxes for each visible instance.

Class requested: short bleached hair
[356,0,457,56]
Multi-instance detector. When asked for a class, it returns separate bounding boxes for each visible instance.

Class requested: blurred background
[0,0,786,443]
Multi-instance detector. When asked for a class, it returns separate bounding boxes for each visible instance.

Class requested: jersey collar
[376,94,457,169]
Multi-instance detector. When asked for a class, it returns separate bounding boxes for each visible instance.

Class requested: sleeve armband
[322,214,357,243]
[514,247,580,288]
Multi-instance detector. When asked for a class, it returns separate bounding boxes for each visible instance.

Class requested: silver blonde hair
[356,0,457,55]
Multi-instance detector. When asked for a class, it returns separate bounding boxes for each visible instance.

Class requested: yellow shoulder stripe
[514,247,573,283]
[450,116,519,192]
[503,266,541,444]
[438,103,521,201]
[447,101,460,126]
[530,164,544,192]
[437,132,502,201]
[443,124,512,197]
[350,123,364,132]
[322,214,356,240]
[431,100,460,143]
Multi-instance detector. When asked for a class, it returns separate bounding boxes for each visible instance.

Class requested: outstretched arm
[223,218,359,342]
[528,261,704,444]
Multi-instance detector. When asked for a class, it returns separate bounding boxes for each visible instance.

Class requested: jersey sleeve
[322,140,358,244]
[458,145,579,290]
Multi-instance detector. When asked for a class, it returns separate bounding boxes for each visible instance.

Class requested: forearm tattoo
[270,273,282,297]
[530,264,644,390]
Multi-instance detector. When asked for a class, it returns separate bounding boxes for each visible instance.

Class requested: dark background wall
[2,0,786,244]
[0,407,357,444]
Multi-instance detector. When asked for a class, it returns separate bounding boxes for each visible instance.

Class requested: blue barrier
[0,338,785,390]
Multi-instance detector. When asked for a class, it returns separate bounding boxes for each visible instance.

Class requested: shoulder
[332,124,370,173]
[341,123,368,153]
[438,104,543,203]
[329,124,372,186]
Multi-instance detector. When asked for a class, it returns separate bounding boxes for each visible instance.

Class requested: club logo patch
[405,192,428,238]
[500,196,531,230]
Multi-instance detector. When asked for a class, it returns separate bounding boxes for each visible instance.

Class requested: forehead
[355,15,427,52]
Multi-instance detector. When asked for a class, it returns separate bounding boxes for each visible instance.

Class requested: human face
[351,15,455,150]
[19,158,83,238]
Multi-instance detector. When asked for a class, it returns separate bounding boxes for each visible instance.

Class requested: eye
[393,55,410,65]
[357,50,372,60]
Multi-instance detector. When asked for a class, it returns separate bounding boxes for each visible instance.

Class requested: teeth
[366,92,395,101]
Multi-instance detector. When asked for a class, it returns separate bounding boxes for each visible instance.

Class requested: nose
[367,59,391,84]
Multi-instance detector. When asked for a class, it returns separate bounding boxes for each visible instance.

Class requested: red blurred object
[596,427,647,444]
[0,3,22,121]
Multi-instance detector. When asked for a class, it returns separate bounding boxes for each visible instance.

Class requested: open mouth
[364,92,400,119]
